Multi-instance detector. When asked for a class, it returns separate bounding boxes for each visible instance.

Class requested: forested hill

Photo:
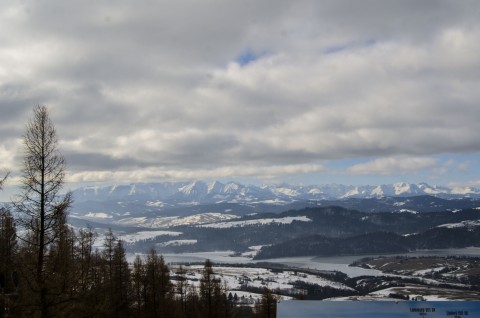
[254,226,480,259]
[249,207,480,259]
[122,206,480,256]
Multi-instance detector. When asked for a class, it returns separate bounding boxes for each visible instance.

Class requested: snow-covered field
[119,230,182,243]
[197,216,311,228]
[157,239,198,247]
[115,212,240,228]
[368,285,478,301]
[168,263,351,299]
[84,212,112,219]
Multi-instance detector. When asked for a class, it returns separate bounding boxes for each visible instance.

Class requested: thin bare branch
[0,171,9,190]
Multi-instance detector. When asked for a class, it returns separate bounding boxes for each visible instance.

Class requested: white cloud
[66,164,326,184]
[1,1,480,185]
[348,157,437,175]
[0,139,22,172]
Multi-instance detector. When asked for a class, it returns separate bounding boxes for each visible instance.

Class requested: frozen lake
[128,247,480,278]
[262,247,480,277]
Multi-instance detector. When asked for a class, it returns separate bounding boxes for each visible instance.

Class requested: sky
[1,0,480,196]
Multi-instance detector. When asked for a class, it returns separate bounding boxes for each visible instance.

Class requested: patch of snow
[198,216,312,228]
[248,245,266,251]
[414,266,446,276]
[119,230,182,243]
[256,199,289,205]
[85,212,112,219]
[129,184,136,195]
[116,213,240,228]
[109,184,118,194]
[394,182,411,195]
[437,220,480,229]
[146,201,165,207]
[397,209,418,214]
[157,240,197,247]
[371,186,384,197]
[224,182,241,192]
[342,187,364,197]
[178,201,200,206]
[422,187,442,195]
[241,245,271,258]
[308,188,322,195]
[207,181,224,193]
[273,187,299,197]
[207,266,353,293]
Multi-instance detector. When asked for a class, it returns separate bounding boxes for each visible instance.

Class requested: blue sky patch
[235,49,263,66]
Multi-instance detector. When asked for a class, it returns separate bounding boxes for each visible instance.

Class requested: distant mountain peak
[224,181,242,191]
[72,180,480,206]
[207,180,224,193]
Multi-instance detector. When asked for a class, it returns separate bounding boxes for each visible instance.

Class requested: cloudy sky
[1,0,480,194]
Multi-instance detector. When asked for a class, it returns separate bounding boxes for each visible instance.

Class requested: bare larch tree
[14,105,72,318]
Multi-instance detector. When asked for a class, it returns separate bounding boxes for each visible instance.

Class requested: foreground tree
[199,259,227,318]
[13,105,72,318]
[175,265,188,317]
[144,249,174,318]
[0,207,18,317]
[111,240,131,317]
[255,288,278,318]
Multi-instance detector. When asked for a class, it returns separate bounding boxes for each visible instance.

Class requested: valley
[63,181,480,301]
[140,250,480,302]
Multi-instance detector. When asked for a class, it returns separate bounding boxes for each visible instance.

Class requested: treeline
[0,208,276,317]
[254,226,480,259]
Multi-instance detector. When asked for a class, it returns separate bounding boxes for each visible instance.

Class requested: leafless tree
[13,105,72,318]
[0,172,8,190]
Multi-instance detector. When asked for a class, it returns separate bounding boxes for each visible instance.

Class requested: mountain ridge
[73,180,480,204]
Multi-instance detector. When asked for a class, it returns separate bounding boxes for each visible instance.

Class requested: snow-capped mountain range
[67,181,480,238]
[73,181,480,204]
